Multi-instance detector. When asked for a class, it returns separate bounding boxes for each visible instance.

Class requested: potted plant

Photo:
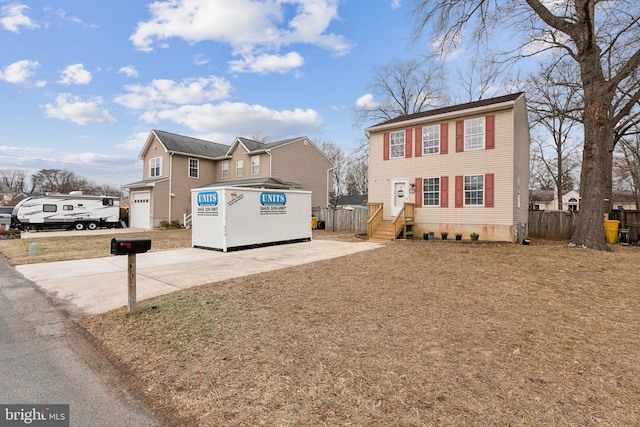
[428,231,435,240]
[470,232,479,241]
[455,233,463,241]
[441,231,449,240]
[405,231,414,240]
[423,232,429,240]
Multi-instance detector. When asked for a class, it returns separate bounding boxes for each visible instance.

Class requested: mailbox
[110,237,151,255]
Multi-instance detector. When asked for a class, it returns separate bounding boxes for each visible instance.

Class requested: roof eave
[366,95,522,133]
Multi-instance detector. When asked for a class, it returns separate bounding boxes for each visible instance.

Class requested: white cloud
[0,3,38,33]
[228,51,304,74]
[391,0,401,9]
[140,101,323,141]
[114,75,232,110]
[118,65,139,78]
[58,64,92,85]
[0,59,39,84]
[42,93,116,125]
[356,93,378,108]
[193,53,208,66]
[130,0,351,73]
[118,131,151,151]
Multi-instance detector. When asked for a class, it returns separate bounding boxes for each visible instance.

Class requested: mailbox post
[110,238,151,314]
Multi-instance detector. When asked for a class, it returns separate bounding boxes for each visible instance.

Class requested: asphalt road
[0,256,164,427]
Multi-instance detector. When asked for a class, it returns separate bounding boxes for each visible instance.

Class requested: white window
[465,175,484,206]
[251,155,259,175]
[188,158,199,178]
[422,177,440,206]
[149,157,161,177]
[390,131,405,158]
[465,118,485,150]
[422,125,440,155]
[236,159,244,177]
[221,160,229,178]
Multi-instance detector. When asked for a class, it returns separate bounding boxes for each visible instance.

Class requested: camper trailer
[13,192,121,231]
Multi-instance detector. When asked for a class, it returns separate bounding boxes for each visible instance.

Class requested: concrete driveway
[17,239,382,315]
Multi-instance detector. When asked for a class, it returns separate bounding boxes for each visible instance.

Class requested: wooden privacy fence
[312,208,368,232]
[527,210,577,240]
[312,207,640,241]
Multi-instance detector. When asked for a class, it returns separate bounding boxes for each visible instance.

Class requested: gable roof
[197,177,301,189]
[228,136,311,155]
[367,92,525,131]
[140,130,229,160]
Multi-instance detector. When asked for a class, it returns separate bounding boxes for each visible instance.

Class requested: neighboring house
[531,189,638,211]
[330,194,368,209]
[529,189,579,211]
[123,130,333,229]
[366,93,530,242]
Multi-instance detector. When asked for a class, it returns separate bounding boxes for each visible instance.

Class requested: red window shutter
[441,176,449,207]
[456,120,464,152]
[455,175,463,207]
[485,173,494,207]
[440,123,448,155]
[405,129,412,158]
[415,178,422,207]
[383,132,389,160]
[486,115,495,150]
[415,128,422,157]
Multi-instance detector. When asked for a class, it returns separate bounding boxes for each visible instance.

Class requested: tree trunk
[571,95,613,250]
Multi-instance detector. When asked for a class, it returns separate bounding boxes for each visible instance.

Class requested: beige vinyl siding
[270,140,332,208]
[143,136,171,180]
[369,105,523,240]
[512,95,531,226]
[150,180,169,228]
[168,155,217,222]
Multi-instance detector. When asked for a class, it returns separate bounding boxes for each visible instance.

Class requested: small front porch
[367,202,414,241]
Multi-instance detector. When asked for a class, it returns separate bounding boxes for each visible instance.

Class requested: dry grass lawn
[72,235,640,426]
[0,229,191,265]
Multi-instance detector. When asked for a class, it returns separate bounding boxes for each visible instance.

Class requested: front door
[391,179,409,217]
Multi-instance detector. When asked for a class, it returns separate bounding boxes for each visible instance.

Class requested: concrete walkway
[17,240,382,315]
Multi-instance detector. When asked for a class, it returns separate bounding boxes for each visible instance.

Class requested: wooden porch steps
[369,219,398,241]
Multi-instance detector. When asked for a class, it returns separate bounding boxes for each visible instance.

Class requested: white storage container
[191,186,312,252]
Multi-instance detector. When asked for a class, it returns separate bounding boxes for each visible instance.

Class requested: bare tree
[319,140,347,199]
[353,58,447,128]
[526,58,583,208]
[614,132,640,209]
[0,169,28,195]
[30,169,122,196]
[454,56,504,103]
[413,0,640,250]
[345,155,368,196]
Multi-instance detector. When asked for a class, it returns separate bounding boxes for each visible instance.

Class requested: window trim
[149,157,162,178]
[221,160,229,178]
[422,125,440,155]
[251,155,259,175]
[464,117,485,151]
[422,177,441,207]
[188,158,199,179]
[389,130,405,159]
[464,174,484,206]
[236,158,244,177]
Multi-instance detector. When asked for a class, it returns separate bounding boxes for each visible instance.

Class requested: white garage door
[130,191,151,229]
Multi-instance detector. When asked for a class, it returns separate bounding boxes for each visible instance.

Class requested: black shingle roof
[153,129,229,158]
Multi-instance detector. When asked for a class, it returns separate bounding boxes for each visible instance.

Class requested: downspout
[169,152,173,223]
[326,167,334,207]
[267,150,272,178]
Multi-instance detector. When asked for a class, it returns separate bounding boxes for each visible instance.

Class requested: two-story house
[124,130,333,229]
[366,93,530,242]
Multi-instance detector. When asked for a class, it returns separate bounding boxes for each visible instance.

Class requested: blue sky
[0,0,490,188]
